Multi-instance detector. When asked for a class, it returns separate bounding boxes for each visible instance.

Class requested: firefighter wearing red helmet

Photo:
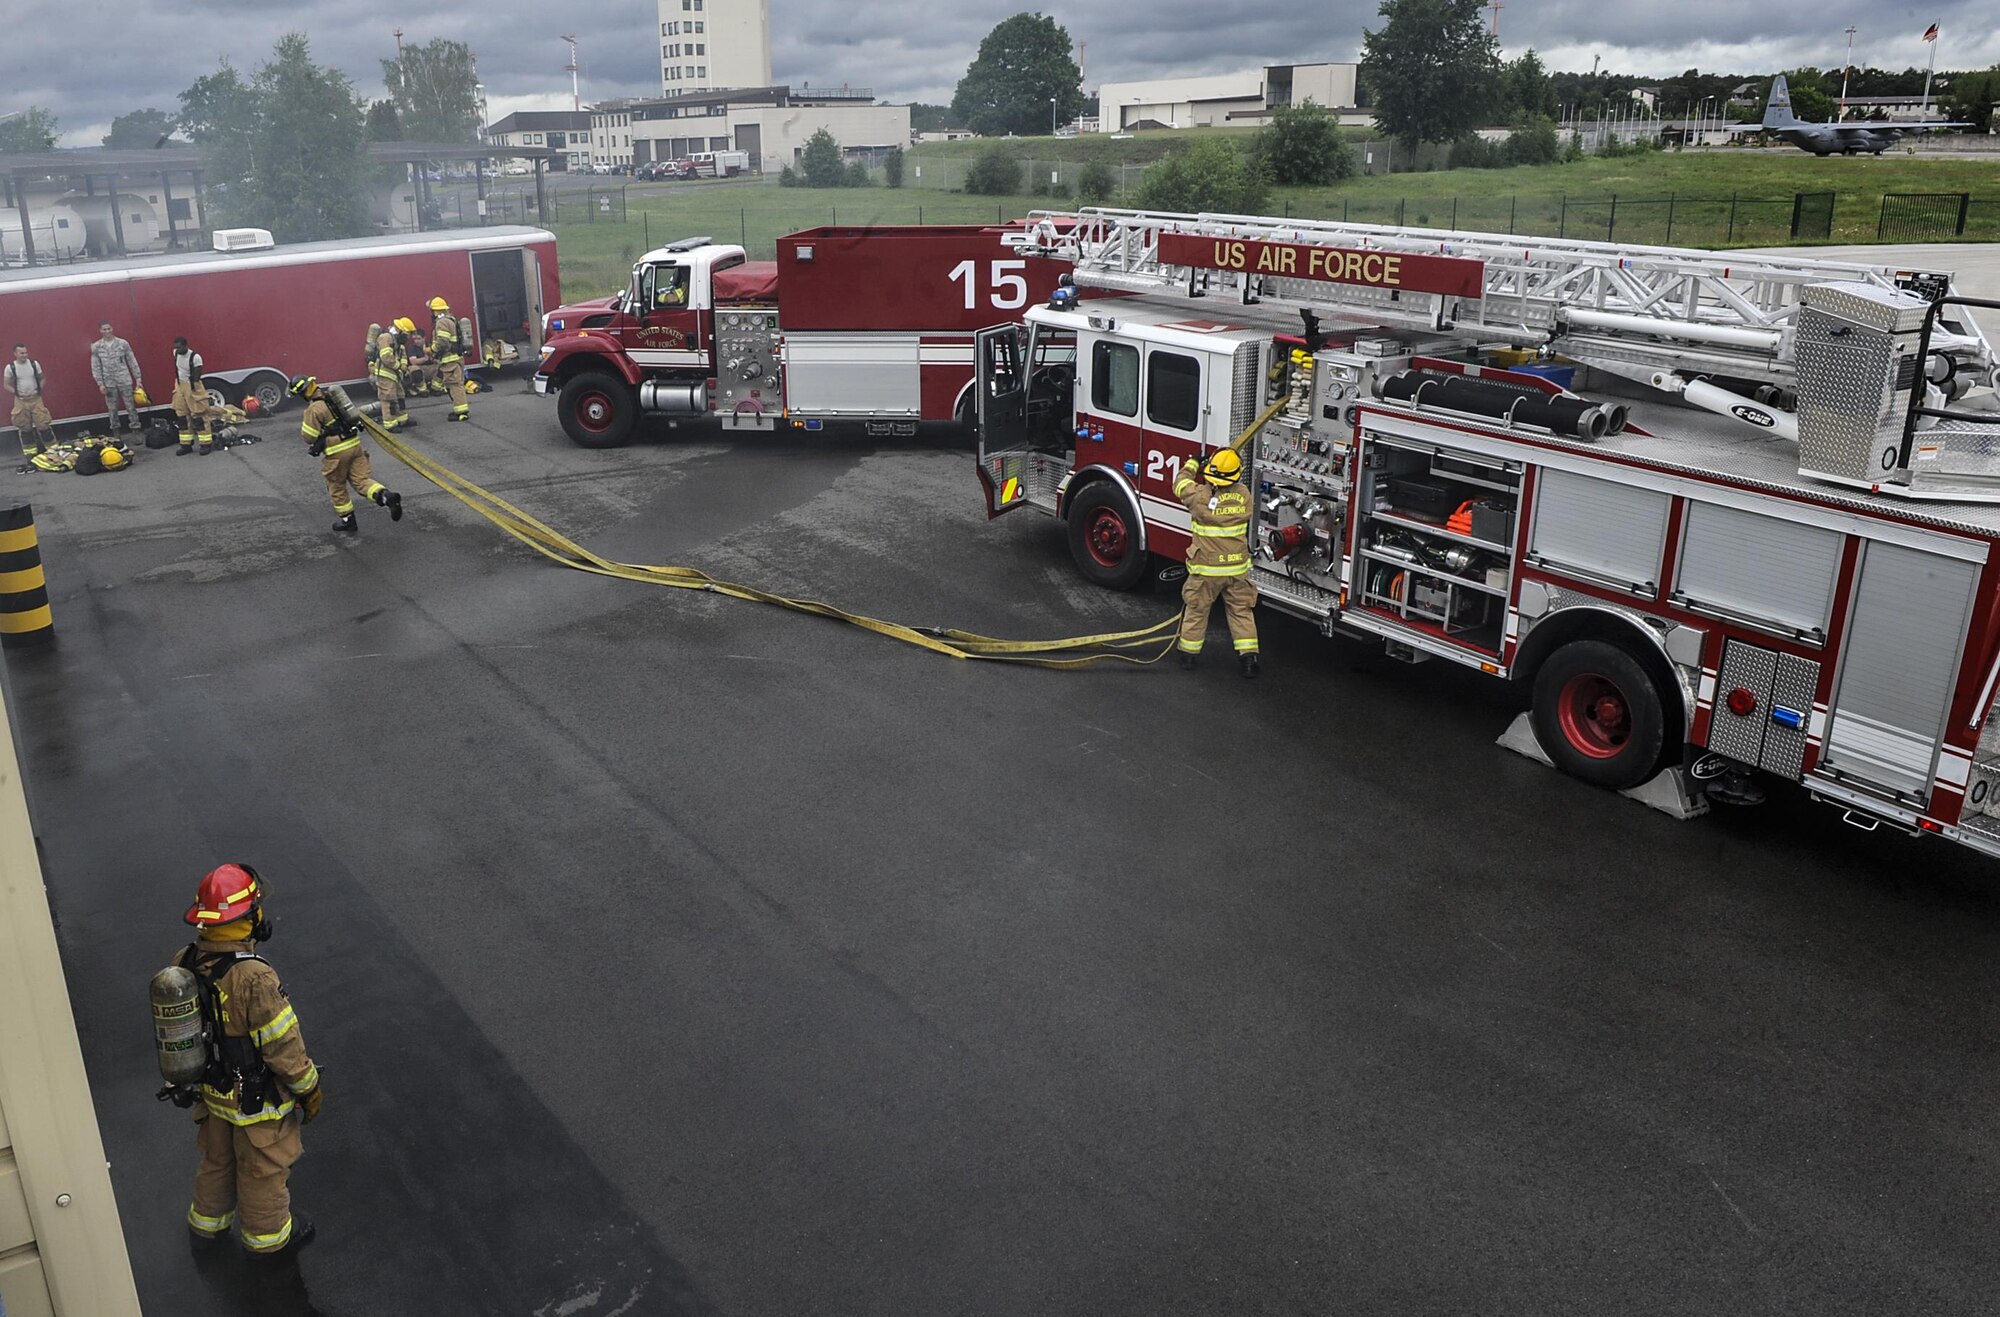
[175,863,323,1258]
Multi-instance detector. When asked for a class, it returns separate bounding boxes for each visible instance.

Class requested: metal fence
[545,187,630,225]
[1306,191,1838,246]
[1879,192,1972,241]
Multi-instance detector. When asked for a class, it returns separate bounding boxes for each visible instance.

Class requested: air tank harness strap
[367,416,1182,669]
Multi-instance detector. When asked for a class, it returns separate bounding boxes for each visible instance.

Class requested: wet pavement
[12,369,2000,1315]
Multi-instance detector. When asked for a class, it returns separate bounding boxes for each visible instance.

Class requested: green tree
[0,107,58,153]
[909,103,962,133]
[1076,160,1116,203]
[844,160,872,187]
[102,108,179,150]
[964,146,1022,195]
[1361,0,1499,154]
[1503,114,1560,165]
[951,12,1084,138]
[381,37,480,142]
[1134,140,1269,214]
[366,100,403,141]
[1253,99,1355,185]
[1502,51,1558,121]
[800,128,845,187]
[1782,81,1836,124]
[1944,68,2000,132]
[178,64,259,206]
[882,146,905,188]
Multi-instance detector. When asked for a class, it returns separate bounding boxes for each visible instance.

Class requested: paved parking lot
[13,377,2000,1315]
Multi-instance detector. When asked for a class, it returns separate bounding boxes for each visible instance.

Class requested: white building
[591,100,640,169]
[1098,62,1361,132]
[657,0,771,95]
[485,111,594,172]
[628,86,908,175]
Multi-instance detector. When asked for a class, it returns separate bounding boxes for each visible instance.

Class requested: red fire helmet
[184,863,263,927]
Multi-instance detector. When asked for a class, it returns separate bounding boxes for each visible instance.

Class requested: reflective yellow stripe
[240,1216,294,1252]
[1189,523,1248,536]
[1187,562,1249,577]
[0,526,38,554]
[0,605,52,634]
[1176,639,1202,652]
[1172,476,1196,497]
[291,1062,320,1094]
[301,424,322,439]
[200,1091,296,1125]
[188,1205,236,1235]
[250,1004,297,1047]
[0,565,45,594]
[322,437,361,456]
[1232,638,1259,651]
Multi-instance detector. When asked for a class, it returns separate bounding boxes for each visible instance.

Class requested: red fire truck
[0,226,558,425]
[975,206,2000,856]
[532,225,1071,446]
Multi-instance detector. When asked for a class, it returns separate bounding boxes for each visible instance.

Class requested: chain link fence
[1878,192,1972,241]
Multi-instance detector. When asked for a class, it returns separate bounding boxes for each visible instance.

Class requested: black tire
[955,390,978,439]
[1529,639,1668,791]
[204,383,232,411]
[249,372,289,415]
[1066,482,1147,591]
[558,372,637,448]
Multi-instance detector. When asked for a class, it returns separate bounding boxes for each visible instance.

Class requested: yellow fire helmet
[99,445,129,470]
[133,385,150,406]
[1202,448,1245,486]
[394,317,417,334]
[427,296,450,314]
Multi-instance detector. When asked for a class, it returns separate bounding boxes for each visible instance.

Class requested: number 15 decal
[949,259,1029,311]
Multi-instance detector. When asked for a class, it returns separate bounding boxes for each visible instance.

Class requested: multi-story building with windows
[657,0,770,95]
[485,111,595,172]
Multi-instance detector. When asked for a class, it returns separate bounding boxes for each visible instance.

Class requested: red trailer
[0,227,559,427]
[533,225,1071,445]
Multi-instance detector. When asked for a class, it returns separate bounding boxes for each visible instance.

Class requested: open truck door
[974,321,1074,520]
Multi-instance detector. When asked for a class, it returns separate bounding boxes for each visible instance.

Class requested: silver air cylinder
[640,380,709,414]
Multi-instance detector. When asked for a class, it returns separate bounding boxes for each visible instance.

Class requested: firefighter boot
[375,489,403,522]
[176,443,193,456]
[332,513,357,534]
[1239,653,1261,680]
[1178,652,1198,671]
[253,1217,316,1261]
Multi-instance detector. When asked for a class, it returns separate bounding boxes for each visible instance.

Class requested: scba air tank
[150,965,208,1087]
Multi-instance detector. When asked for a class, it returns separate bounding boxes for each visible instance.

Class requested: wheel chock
[1496,712,1709,820]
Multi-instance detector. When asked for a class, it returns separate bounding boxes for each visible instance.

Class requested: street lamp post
[1050,97,1058,136]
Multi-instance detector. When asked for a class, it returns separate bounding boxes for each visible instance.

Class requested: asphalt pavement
[13,370,2000,1316]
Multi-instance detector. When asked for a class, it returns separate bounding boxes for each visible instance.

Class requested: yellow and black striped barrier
[0,505,53,649]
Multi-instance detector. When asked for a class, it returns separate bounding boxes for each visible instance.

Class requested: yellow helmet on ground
[394,317,417,334]
[133,385,150,406]
[427,296,450,314]
[99,445,129,470]
[1202,448,1244,486]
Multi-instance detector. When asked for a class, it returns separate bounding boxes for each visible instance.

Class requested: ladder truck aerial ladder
[971,206,2000,857]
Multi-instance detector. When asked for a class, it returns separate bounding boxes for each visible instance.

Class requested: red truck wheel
[558,373,636,448]
[1529,640,1668,791]
[1066,484,1147,591]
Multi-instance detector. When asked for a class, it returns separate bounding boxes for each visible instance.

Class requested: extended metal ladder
[1010,207,1993,389]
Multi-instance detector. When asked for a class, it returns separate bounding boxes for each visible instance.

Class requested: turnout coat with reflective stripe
[178,938,319,1125]
[1174,460,1253,577]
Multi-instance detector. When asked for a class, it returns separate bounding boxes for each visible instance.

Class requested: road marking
[1704,1170,1756,1233]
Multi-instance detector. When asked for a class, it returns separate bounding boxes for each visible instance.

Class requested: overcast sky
[19,0,2000,145]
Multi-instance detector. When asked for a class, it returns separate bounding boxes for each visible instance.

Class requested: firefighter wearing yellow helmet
[1172,446,1260,678]
[395,316,438,395]
[427,296,470,421]
[290,374,403,534]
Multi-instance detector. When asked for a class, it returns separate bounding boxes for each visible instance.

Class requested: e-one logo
[1731,405,1776,428]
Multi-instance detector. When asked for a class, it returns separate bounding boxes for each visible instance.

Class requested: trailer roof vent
[212,227,276,253]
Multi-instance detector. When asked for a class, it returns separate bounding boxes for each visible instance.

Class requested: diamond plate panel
[1760,652,1821,779]
[1709,640,1779,764]
[1253,565,1338,617]
[1795,308,1900,482]
[1906,421,2000,493]
[1967,762,2000,819]
[1800,281,1933,334]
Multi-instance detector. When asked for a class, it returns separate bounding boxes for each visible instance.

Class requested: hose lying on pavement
[368,416,1182,669]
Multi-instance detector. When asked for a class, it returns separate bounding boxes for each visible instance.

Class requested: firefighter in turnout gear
[372,328,413,430]
[171,336,216,455]
[395,317,436,395]
[176,864,322,1258]
[428,296,470,421]
[1174,447,1260,677]
[291,374,402,533]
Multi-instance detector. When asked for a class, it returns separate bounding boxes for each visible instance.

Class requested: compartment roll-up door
[1674,502,1843,641]
[1526,469,1671,593]
[1820,541,1978,802]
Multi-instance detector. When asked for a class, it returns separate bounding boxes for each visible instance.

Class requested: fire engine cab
[975,207,2000,856]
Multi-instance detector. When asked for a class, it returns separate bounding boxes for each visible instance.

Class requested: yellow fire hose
[365,396,1286,670]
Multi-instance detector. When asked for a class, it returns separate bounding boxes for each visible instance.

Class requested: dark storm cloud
[16,0,1998,144]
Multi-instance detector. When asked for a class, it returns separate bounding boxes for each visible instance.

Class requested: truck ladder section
[1013,208,2000,500]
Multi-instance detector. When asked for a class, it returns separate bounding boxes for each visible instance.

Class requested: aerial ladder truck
[972,206,2000,856]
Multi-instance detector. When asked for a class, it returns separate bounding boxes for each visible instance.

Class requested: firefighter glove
[307,439,326,457]
[296,1082,323,1124]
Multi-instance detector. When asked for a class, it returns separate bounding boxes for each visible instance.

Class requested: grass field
[541,147,2000,299]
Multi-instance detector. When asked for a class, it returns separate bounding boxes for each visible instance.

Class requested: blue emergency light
[1770,706,1806,730]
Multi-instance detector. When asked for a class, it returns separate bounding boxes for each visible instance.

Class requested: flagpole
[1921,27,1938,116]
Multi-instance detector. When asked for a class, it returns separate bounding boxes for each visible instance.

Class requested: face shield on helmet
[1202,448,1244,486]
[288,374,318,401]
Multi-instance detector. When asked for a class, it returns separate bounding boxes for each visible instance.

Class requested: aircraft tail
[1764,75,1795,127]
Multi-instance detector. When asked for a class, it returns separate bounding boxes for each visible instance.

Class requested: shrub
[1252,99,1356,185]
[1076,160,1116,203]
[778,164,800,187]
[800,128,846,187]
[883,147,904,188]
[1504,116,1560,166]
[1450,135,1501,169]
[964,146,1022,195]
[845,160,872,187]
[1133,139,1270,214]
[1049,180,1071,200]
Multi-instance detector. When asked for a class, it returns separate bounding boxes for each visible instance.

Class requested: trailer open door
[524,247,545,352]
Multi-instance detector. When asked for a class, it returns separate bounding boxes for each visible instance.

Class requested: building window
[695,43,704,54]
[697,66,706,77]
[694,20,704,31]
